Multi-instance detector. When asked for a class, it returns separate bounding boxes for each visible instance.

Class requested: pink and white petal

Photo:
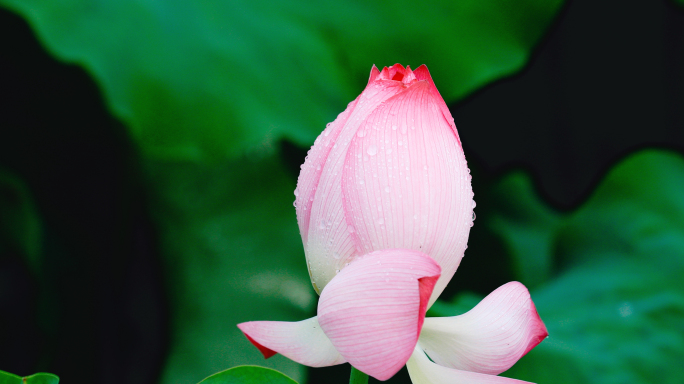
[341,79,473,306]
[418,282,548,375]
[406,346,536,384]
[294,95,359,249]
[412,65,462,148]
[317,249,441,381]
[237,317,345,367]
[303,74,411,294]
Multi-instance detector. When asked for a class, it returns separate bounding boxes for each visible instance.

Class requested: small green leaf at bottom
[0,371,59,384]
[198,366,298,384]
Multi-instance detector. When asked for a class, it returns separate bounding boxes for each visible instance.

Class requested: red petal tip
[368,65,381,84]
[238,323,277,359]
[523,298,549,356]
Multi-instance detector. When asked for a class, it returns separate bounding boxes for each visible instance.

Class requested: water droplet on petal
[357,130,366,137]
[377,218,384,225]
[384,186,390,193]
[367,145,378,156]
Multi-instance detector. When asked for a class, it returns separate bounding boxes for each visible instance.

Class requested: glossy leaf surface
[198,366,297,384]
[0,0,564,161]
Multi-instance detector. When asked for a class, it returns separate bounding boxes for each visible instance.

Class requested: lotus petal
[418,282,548,375]
[317,249,441,380]
[237,317,345,367]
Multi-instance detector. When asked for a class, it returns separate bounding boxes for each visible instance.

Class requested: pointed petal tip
[412,64,432,81]
[368,65,381,84]
[237,318,346,367]
[523,289,549,355]
[238,322,277,359]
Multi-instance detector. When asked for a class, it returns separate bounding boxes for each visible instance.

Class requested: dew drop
[357,130,367,137]
[367,145,378,156]
[384,186,391,193]
[392,125,398,131]
[333,252,341,260]
[377,218,385,225]
[398,141,403,146]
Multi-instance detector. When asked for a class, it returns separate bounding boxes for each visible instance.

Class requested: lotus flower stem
[349,366,369,384]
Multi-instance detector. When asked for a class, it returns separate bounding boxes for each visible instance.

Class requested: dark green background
[1,0,683,383]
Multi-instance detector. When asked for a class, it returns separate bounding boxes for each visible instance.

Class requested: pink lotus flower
[238,64,547,382]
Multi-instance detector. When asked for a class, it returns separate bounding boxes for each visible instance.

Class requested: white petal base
[407,346,536,384]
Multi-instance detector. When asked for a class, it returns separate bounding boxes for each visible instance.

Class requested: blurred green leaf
[0,371,59,384]
[479,149,684,384]
[0,0,564,161]
[144,153,315,384]
[0,370,22,384]
[0,169,42,273]
[198,366,297,384]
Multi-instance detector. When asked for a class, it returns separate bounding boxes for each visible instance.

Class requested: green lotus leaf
[0,371,59,384]
[198,366,297,384]
[144,153,315,383]
[0,0,564,161]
